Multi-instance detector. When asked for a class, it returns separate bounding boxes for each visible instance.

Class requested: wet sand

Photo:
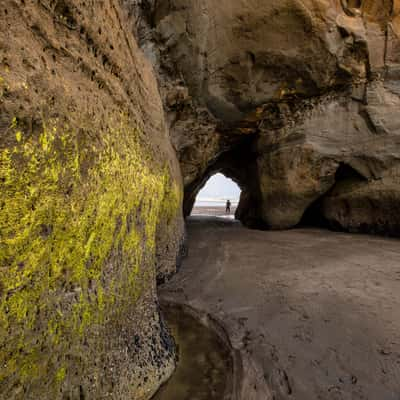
[192,205,237,218]
[160,216,400,400]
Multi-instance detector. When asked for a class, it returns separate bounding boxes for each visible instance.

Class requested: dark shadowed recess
[300,163,369,229]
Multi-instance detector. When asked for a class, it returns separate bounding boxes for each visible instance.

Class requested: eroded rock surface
[135,0,400,234]
[0,1,183,399]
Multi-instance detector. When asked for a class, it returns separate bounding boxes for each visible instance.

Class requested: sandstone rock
[321,171,400,236]
[135,0,400,236]
[0,1,183,399]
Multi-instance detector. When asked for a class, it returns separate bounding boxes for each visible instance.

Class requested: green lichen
[55,367,66,383]
[0,112,181,394]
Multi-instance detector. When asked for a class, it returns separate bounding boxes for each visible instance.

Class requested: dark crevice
[53,0,78,29]
[335,163,368,182]
[348,0,362,8]
[300,163,368,229]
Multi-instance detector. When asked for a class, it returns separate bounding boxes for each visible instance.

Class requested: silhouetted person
[226,199,231,214]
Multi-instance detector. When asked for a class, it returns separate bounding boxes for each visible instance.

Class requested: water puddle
[153,304,233,400]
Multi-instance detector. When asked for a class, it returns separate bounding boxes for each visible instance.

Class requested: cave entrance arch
[191,173,241,218]
[182,135,267,229]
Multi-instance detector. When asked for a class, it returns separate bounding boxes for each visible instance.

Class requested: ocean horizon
[194,198,239,207]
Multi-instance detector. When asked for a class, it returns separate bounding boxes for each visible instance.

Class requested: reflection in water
[153,305,232,400]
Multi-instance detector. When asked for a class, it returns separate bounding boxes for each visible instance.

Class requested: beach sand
[191,205,237,218]
[161,216,400,400]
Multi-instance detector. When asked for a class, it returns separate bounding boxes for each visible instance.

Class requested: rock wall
[136,0,400,235]
[0,1,183,399]
[255,1,400,232]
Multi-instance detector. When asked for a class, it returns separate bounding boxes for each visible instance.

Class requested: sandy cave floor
[160,215,400,400]
[191,205,237,218]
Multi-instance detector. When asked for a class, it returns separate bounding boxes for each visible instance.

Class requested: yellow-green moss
[55,367,66,383]
[0,112,181,392]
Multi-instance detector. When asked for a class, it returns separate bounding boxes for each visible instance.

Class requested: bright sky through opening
[196,173,240,203]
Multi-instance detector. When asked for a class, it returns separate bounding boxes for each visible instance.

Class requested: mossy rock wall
[0,1,183,399]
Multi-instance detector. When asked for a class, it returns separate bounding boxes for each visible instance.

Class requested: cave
[182,133,267,229]
[300,163,369,229]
